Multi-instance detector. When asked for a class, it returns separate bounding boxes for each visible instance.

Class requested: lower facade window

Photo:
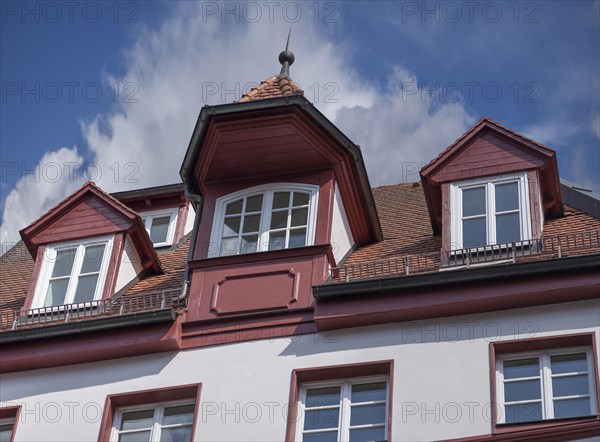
[111,400,194,442]
[0,418,14,442]
[298,377,389,442]
[496,348,597,424]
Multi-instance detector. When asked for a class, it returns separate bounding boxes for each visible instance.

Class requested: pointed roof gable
[420,117,563,233]
[20,181,161,272]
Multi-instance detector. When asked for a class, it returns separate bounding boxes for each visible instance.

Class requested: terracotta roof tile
[236,75,304,103]
[2,182,599,323]
[0,241,34,327]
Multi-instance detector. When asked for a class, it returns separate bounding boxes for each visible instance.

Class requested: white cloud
[0,147,84,255]
[591,112,600,139]
[0,3,473,254]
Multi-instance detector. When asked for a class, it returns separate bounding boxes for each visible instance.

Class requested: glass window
[36,237,112,309]
[211,185,318,257]
[299,379,388,442]
[113,401,195,442]
[498,349,596,424]
[141,209,178,247]
[0,418,14,442]
[452,173,530,250]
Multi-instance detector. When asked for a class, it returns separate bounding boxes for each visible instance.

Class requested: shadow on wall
[0,351,177,401]
[278,299,600,358]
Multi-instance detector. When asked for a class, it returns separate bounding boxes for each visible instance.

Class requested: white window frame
[110,399,195,442]
[140,208,178,247]
[450,172,531,250]
[32,235,114,309]
[297,375,389,442]
[496,347,597,424]
[208,183,319,258]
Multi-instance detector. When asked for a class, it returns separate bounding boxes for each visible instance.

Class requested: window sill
[494,414,599,435]
[190,244,334,270]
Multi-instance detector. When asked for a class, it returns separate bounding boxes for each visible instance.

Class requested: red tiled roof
[0,241,34,327]
[1,183,599,321]
[236,75,304,103]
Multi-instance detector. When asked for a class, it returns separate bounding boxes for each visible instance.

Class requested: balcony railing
[1,289,185,332]
[330,230,600,283]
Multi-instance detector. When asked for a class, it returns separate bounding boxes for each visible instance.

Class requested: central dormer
[179,46,381,329]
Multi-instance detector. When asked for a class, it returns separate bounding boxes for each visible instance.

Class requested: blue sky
[1,1,599,252]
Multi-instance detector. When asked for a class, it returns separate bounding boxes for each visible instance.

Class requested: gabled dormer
[178,47,382,330]
[420,117,563,256]
[19,181,161,312]
[112,183,194,249]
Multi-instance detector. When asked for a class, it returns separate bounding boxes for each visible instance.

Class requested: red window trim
[284,359,394,442]
[489,332,600,435]
[96,383,201,442]
[0,405,20,442]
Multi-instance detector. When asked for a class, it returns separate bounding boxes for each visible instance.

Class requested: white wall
[113,235,144,293]
[331,183,355,265]
[184,203,196,236]
[1,299,598,441]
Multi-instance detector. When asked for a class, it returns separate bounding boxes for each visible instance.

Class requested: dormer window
[450,172,531,250]
[141,209,178,247]
[33,236,113,308]
[209,184,318,257]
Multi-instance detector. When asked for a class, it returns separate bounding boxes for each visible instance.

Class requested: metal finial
[278,28,295,78]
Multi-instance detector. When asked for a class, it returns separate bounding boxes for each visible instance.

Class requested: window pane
[245,195,263,212]
[553,398,591,419]
[241,235,258,254]
[505,403,542,423]
[552,374,590,397]
[0,424,13,442]
[121,410,154,430]
[504,358,539,379]
[291,208,308,227]
[73,274,99,303]
[289,229,306,248]
[118,432,152,442]
[220,237,239,256]
[272,192,291,209]
[81,245,105,273]
[352,382,387,403]
[223,217,241,236]
[160,426,193,442]
[496,213,520,244]
[150,217,170,244]
[268,232,286,251]
[463,218,486,248]
[462,187,486,217]
[163,404,195,425]
[270,211,288,229]
[303,432,338,442]
[52,248,76,277]
[349,426,386,442]
[306,387,341,408]
[551,353,588,374]
[44,279,69,307]
[495,182,519,212]
[242,214,261,233]
[293,192,310,207]
[350,404,386,426]
[225,199,243,215]
[303,409,339,431]
[504,379,541,402]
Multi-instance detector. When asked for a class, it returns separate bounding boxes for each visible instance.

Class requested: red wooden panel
[433,132,545,183]
[33,195,131,244]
